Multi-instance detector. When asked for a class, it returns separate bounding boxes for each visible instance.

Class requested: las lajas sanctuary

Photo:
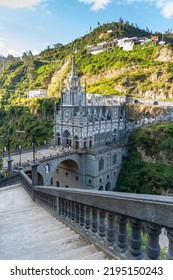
[53,56,128,191]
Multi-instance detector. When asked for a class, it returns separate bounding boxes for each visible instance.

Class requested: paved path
[2,147,58,168]
[0,184,109,260]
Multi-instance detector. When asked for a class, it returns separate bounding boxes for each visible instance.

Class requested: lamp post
[7,137,11,159]
[19,144,22,168]
[16,130,38,198]
[2,136,13,174]
[15,130,26,168]
[32,133,36,164]
[16,130,37,164]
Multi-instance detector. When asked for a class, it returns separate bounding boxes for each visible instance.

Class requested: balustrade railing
[0,173,20,188]
[32,186,173,260]
[20,170,32,195]
[2,164,172,260]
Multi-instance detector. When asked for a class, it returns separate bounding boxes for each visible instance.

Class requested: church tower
[53,55,127,191]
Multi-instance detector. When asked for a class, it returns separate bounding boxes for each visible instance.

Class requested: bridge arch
[53,159,80,189]
[37,152,82,187]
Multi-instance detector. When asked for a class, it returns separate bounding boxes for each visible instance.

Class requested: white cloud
[79,0,173,18]
[7,48,23,57]
[120,0,173,19]
[0,37,5,54]
[0,41,4,51]
[79,0,111,10]
[0,0,45,9]
[157,1,173,18]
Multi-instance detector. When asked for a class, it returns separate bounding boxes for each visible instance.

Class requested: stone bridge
[22,150,84,186]
[21,142,126,191]
[37,150,82,186]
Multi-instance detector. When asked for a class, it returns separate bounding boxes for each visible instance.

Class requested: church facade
[53,57,127,191]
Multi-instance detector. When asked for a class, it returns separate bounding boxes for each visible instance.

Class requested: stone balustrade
[31,185,173,260]
[0,173,20,188]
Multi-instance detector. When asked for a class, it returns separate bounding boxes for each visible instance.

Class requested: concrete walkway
[2,147,59,168]
[0,184,109,260]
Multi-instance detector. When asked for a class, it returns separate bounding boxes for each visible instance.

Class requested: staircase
[0,184,110,260]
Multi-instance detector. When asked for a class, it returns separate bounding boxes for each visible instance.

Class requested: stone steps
[0,184,110,260]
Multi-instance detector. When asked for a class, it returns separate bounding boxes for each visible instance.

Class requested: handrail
[32,185,173,260]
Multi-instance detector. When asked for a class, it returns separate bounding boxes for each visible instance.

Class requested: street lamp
[7,137,11,159]
[18,144,22,168]
[16,130,37,164]
[32,133,36,164]
[0,136,13,174]
[16,130,26,168]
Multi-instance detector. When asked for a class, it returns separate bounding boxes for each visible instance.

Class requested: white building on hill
[27,89,47,98]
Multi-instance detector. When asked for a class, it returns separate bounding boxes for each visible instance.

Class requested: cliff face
[127,104,167,121]
[76,46,173,99]
[116,122,173,195]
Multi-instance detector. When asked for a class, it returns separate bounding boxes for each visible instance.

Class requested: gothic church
[53,57,127,191]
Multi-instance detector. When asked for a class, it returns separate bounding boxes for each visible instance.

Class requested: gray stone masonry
[0,184,111,260]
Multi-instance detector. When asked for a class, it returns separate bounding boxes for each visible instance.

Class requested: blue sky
[0,0,173,56]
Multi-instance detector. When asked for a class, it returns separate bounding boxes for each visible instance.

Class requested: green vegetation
[0,97,60,150]
[116,123,173,194]
[0,156,2,170]
[0,20,161,151]
[1,20,173,195]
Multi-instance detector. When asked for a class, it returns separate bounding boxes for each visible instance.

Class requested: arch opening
[62,130,71,147]
[52,159,80,189]
[105,182,111,191]
[74,135,79,149]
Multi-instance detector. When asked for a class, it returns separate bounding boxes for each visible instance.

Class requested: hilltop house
[87,36,152,54]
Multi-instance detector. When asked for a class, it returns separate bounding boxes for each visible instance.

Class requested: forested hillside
[0,20,156,149]
[116,122,173,195]
[1,20,173,193]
